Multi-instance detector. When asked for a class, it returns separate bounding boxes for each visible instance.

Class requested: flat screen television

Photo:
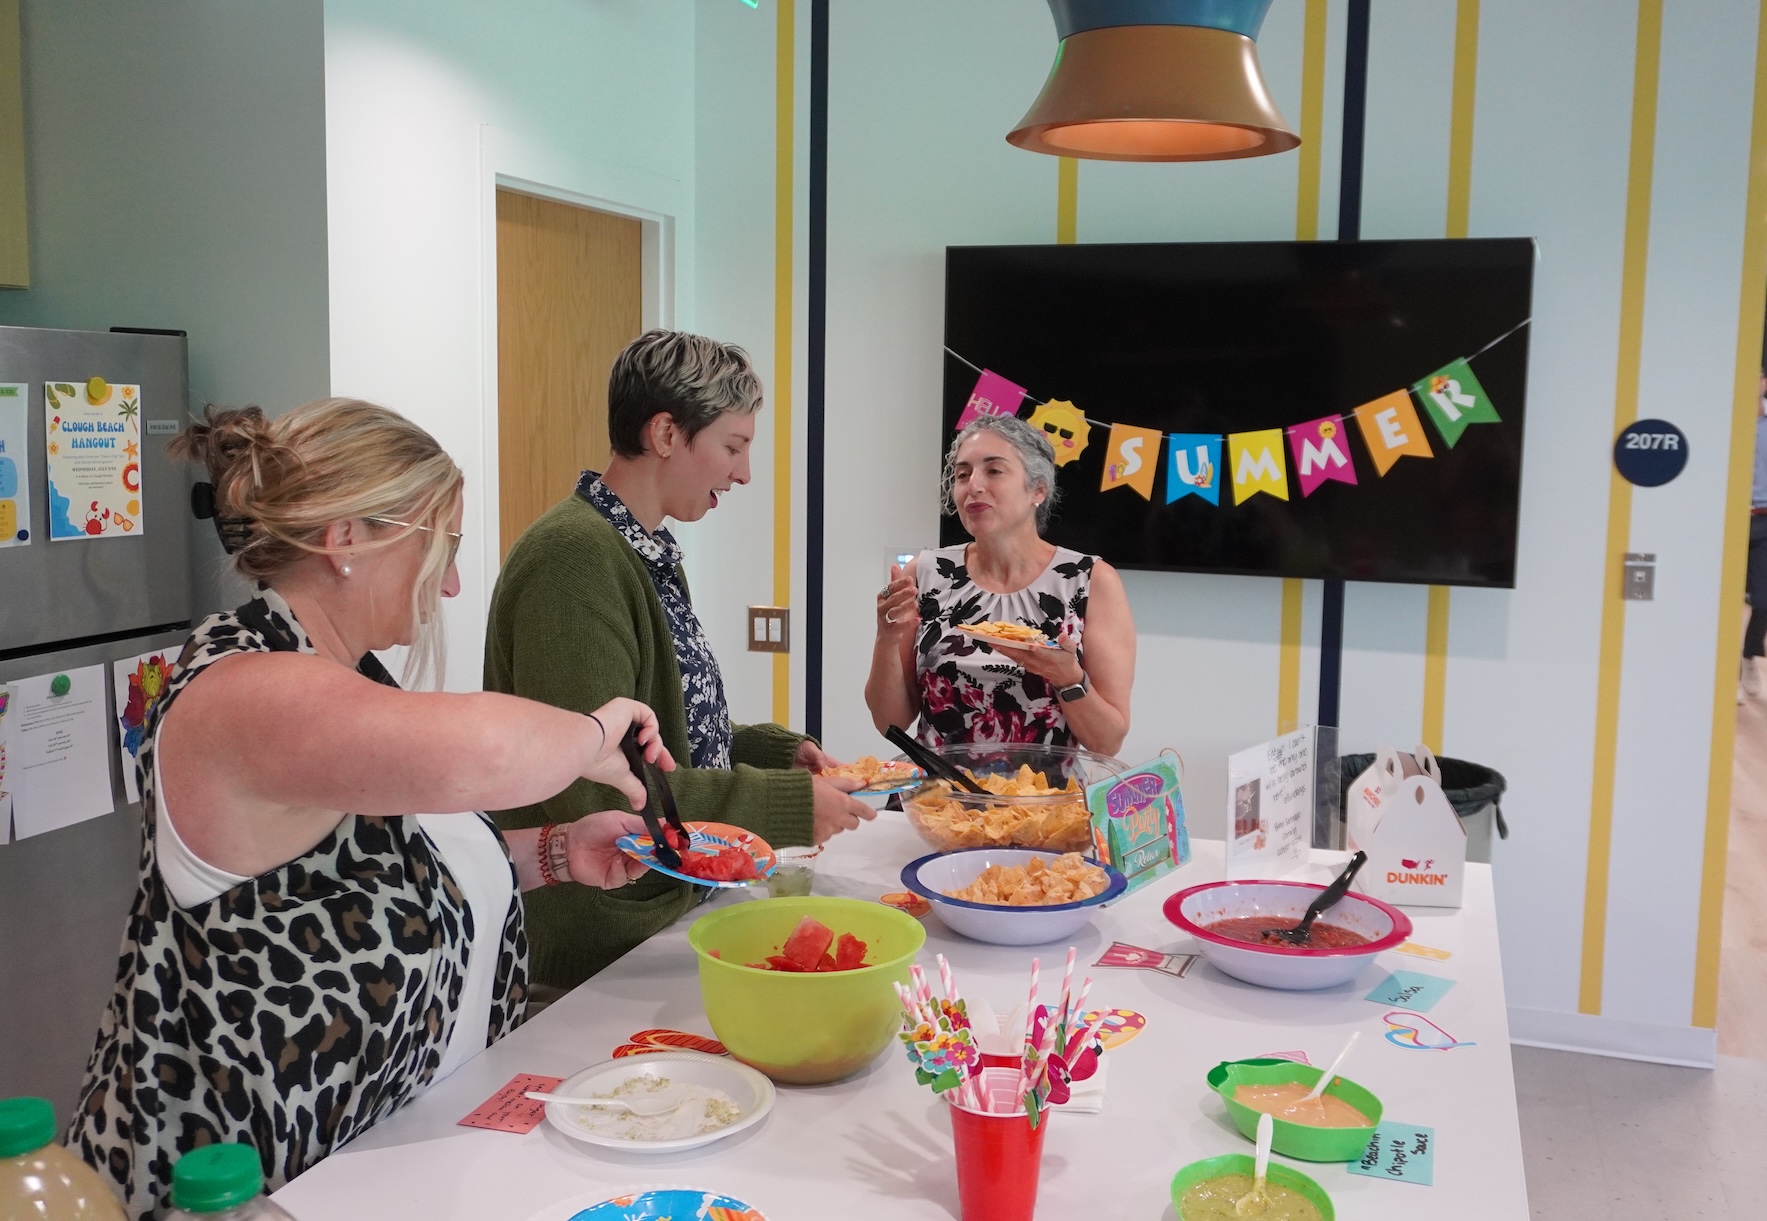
[940,238,1535,588]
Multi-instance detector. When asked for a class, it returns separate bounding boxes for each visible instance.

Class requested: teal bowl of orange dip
[1206,1058,1382,1163]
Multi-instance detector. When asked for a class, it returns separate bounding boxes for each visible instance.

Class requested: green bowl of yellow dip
[1172,1154,1335,1221]
[1206,1058,1382,1163]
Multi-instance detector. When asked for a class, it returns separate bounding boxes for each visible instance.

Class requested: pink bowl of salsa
[1162,879,1412,991]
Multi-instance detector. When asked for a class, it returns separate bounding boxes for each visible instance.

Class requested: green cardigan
[485,494,815,988]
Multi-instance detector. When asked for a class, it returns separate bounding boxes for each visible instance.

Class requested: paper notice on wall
[1225,727,1314,878]
[113,649,176,804]
[0,684,16,838]
[0,384,31,547]
[7,666,115,839]
[45,378,143,540]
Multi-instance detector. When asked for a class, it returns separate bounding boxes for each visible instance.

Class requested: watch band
[1056,673,1091,703]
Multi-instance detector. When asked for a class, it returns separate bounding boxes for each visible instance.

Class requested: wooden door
[496,189,642,559]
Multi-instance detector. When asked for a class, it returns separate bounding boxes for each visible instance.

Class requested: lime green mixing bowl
[688,897,926,1085]
[1206,1058,1382,1163]
[1171,1154,1335,1221]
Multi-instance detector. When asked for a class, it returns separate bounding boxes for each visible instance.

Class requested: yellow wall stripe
[1277,0,1330,734]
[1421,586,1451,751]
[1420,0,1482,755]
[771,0,795,725]
[1292,0,1328,244]
[1693,0,1767,1029]
[1056,157,1078,244]
[1580,0,1663,1016]
[1444,0,1481,241]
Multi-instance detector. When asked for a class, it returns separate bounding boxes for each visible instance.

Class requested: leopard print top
[66,591,529,1220]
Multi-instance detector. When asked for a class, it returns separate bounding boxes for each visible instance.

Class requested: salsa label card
[1365,970,1456,1013]
[1350,1123,1435,1185]
[457,1073,565,1134]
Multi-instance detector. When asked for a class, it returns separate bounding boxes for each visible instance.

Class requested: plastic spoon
[1235,1111,1274,1216]
[524,1090,686,1117]
[1268,851,1367,945]
[1287,1030,1360,1125]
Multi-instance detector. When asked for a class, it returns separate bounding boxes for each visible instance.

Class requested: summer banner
[1166,432,1222,505]
[1287,414,1358,497]
[1352,389,1434,476]
[943,319,1521,509]
[1100,422,1161,499]
[956,368,1027,431]
[1228,428,1289,504]
[1414,358,1499,447]
[0,384,31,548]
[46,378,142,540]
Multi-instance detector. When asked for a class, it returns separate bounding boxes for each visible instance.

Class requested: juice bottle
[163,1143,296,1221]
[0,1095,126,1220]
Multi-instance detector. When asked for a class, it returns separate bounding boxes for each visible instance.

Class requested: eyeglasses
[367,516,463,566]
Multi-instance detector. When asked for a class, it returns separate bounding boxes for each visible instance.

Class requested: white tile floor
[1513,654,1767,1220]
[1515,1047,1767,1220]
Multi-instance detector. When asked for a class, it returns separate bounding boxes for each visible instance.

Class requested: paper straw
[1055,947,1076,1050]
[1066,976,1093,1049]
[937,953,957,1003]
[1066,1009,1108,1065]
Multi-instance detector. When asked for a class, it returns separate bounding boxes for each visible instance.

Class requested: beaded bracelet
[537,822,565,886]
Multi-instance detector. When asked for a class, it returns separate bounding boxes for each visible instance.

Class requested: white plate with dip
[542,1051,775,1153]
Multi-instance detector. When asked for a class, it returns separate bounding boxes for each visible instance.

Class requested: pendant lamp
[1007,0,1299,162]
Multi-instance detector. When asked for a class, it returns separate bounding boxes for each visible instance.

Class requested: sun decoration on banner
[946,319,1526,507]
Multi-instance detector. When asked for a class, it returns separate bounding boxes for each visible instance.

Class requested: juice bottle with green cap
[164,1144,296,1220]
[0,1095,126,1220]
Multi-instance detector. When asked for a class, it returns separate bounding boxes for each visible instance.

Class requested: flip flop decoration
[610,1028,728,1058]
[1079,1008,1147,1051]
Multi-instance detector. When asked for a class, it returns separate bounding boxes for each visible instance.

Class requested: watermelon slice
[676,844,760,882]
[780,917,835,971]
[833,932,868,971]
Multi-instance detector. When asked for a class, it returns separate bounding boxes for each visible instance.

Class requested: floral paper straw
[1055,947,1076,1050]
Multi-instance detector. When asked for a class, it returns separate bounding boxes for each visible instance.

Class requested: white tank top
[152,748,513,1082]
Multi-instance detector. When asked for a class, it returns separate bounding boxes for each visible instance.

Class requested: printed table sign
[0,384,32,547]
[1225,728,1313,879]
[1365,970,1456,1013]
[1349,1123,1435,1186]
[458,1073,566,1134]
[45,378,143,540]
[1085,753,1189,895]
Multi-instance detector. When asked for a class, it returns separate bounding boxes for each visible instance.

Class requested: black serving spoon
[1268,851,1369,946]
[620,725,687,871]
[883,724,990,796]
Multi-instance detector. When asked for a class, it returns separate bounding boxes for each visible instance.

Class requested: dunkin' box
[1344,746,1465,908]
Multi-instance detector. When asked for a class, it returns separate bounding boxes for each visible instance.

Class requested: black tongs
[884,725,989,796]
[620,725,688,870]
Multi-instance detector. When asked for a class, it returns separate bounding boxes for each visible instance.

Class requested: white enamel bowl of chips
[901,847,1127,946]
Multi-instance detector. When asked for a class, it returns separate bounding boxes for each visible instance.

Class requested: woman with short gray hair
[865,412,1136,754]
[487,329,875,989]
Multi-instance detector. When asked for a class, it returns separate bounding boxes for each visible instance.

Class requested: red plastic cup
[948,1097,1050,1221]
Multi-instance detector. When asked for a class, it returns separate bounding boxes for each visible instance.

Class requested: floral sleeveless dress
[66,592,529,1220]
[913,544,1095,747]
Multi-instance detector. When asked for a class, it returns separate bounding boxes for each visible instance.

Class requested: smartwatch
[1056,672,1091,703]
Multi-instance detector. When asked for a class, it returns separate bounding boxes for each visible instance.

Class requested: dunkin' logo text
[1389,858,1447,885]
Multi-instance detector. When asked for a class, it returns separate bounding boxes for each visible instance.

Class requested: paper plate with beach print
[524,1188,767,1221]
[616,821,778,888]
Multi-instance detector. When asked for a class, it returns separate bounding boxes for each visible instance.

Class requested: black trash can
[1339,753,1507,863]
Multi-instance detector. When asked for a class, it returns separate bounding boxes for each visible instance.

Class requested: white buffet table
[274,816,1529,1220]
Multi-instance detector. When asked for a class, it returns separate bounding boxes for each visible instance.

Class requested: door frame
[475,124,683,599]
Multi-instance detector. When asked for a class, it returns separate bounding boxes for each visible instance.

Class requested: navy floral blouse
[577,472,734,770]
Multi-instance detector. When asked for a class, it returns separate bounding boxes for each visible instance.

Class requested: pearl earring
[340,565,352,577]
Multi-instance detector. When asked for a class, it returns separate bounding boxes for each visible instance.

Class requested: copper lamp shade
[1008,0,1299,162]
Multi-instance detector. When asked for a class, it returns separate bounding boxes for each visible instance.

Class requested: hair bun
[170,405,298,515]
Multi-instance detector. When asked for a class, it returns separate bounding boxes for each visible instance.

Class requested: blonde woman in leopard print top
[67,400,674,1220]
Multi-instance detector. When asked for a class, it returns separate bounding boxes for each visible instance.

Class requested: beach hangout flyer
[45,378,142,540]
[1085,752,1190,895]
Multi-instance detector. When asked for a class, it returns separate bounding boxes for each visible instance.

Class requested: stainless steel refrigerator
[0,324,197,1118]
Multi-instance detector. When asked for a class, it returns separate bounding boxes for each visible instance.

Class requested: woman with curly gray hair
[865,413,1135,754]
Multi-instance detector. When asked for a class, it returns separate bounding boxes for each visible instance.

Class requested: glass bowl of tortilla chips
[896,742,1126,855]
